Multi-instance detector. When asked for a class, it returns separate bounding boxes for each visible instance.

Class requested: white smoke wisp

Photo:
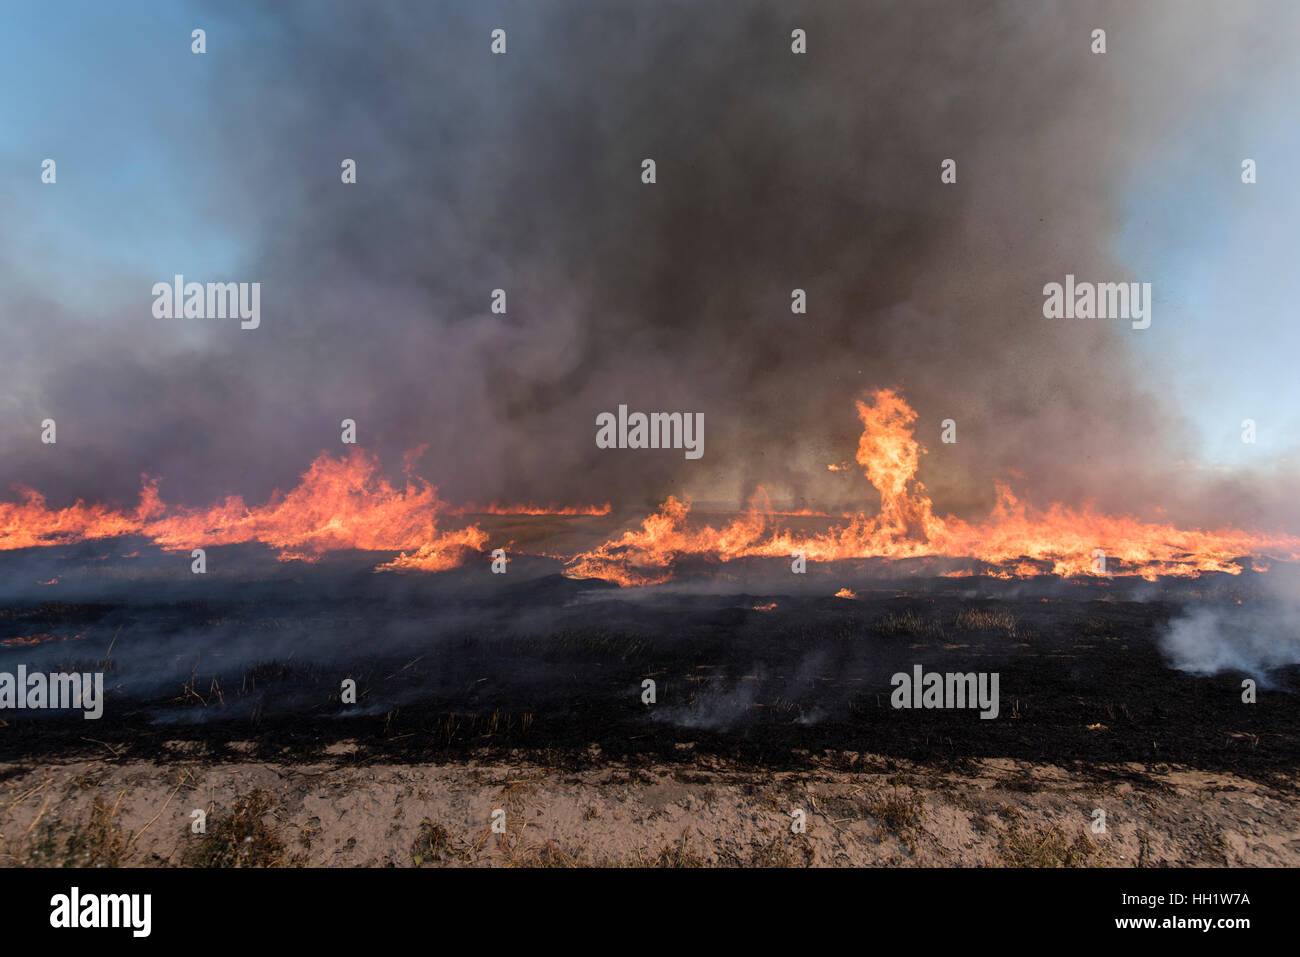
[1158,568,1300,685]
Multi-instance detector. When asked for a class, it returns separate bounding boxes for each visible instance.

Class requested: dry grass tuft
[181,789,286,867]
[869,789,926,851]
[1000,823,1099,867]
[955,607,1018,636]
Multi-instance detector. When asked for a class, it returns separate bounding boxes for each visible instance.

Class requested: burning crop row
[3,391,1298,584]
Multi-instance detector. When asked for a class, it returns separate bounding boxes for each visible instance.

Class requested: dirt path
[1,746,1295,867]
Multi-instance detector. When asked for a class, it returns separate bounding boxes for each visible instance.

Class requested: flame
[3,630,86,647]
[0,486,150,549]
[565,389,1300,584]
[140,451,486,562]
[1,449,487,568]
[3,389,1298,586]
[375,529,491,572]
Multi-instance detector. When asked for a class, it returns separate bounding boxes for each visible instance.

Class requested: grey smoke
[2,0,1297,537]
[1159,564,1300,684]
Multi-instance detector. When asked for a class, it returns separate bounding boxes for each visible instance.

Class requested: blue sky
[0,1,248,308]
[1115,37,1300,468]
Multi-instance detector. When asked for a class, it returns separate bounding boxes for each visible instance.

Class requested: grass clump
[649,830,707,868]
[869,789,926,851]
[181,789,285,867]
[1000,824,1099,867]
[411,819,469,866]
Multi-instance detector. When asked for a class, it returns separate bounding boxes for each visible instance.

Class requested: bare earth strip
[0,748,1295,867]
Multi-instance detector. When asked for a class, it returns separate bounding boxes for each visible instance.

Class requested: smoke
[3,1,1298,533]
[1159,564,1300,684]
[652,673,763,732]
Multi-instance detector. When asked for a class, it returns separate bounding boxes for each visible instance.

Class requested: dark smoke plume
[3,1,1296,534]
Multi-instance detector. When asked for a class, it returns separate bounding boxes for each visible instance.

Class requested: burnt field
[2,552,1295,786]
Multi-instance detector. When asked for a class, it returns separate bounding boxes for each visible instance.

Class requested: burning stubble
[3,390,1299,585]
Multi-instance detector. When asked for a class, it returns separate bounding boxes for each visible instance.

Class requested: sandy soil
[1,745,1295,867]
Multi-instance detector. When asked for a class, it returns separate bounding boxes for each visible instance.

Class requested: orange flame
[3,390,1298,585]
[1,449,487,570]
[0,486,150,549]
[564,389,1300,584]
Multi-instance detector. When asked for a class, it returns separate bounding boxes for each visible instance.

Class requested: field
[1,558,1295,867]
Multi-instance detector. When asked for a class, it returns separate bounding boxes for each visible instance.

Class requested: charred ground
[1,561,1294,788]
